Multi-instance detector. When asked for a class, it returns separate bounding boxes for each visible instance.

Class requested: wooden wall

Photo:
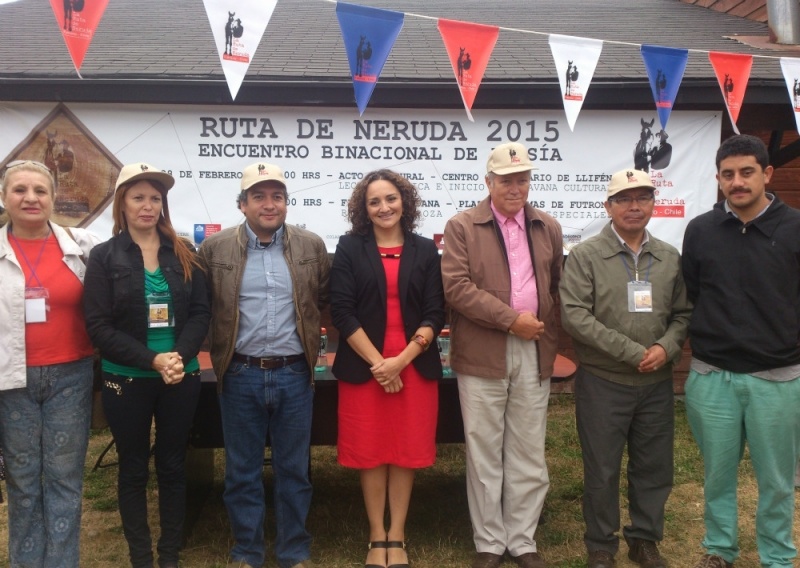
[680,0,768,22]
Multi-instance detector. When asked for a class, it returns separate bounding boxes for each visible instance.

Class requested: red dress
[337,246,438,469]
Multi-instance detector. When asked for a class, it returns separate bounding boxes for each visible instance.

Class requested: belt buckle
[260,357,277,370]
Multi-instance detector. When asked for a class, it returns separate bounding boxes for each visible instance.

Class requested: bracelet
[411,334,431,351]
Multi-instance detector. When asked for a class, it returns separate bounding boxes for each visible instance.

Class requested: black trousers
[574,367,674,554]
[102,371,201,568]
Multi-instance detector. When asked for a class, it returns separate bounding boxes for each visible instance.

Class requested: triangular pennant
[708,51,753,135]
[49,0,109,75]
[437,19,499,122]
[780,57,800,135]
[202,0,277,101]
[336,2,404,116]
[548,34,603,131]
[640,45,688,131]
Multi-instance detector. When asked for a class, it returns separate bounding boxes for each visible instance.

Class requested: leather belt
[231,352,305,370]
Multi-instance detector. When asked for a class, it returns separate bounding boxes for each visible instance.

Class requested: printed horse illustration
[43,130,58,175]
[457,48,472,86]
[224,12,235,55]
[355,36,372,76]
[565,61,579,96]
[656,69,667,102]
[650,129,673,171]
[794,79,800,108]
[356,36,366,75]
[63,0,73,31]
[634,118,655,172]
[724,74,734,105]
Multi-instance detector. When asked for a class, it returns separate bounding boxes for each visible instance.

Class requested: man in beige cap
[559,169,691,568]
[198,162,329,568]
[441,143,562,568]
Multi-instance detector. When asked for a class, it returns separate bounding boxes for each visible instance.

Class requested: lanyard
[9,230,50,288]
[619,251,652,282]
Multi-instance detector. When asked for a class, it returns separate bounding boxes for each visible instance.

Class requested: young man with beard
[682,134,800,568]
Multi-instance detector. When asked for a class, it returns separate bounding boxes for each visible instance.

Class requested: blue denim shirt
[234,223,304,357]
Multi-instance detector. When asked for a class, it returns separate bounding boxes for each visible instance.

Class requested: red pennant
[708,51,753,132]
[438,19,499,121]
[49,0,110,74]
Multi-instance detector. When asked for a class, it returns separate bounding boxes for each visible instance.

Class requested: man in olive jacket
[198,162,329,568]
[559,169,690,568]
[442,142,562,568]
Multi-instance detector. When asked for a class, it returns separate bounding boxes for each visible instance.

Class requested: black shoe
[587,550,615,568]
[387,540,408,568]
[625,537,666,568]
[366,540,388,568]
[472,552,503,568]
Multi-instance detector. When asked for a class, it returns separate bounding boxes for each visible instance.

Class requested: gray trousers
[575,367,674,554]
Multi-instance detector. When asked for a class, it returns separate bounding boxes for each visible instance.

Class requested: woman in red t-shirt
[0,159,99,568]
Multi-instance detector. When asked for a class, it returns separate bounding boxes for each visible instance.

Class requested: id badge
[146,292,174,328]
[627,281,653,313]
[24,287,50,323]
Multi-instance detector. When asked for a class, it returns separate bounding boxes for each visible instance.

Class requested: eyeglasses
[5,160,52,173]
[609,195,655,207]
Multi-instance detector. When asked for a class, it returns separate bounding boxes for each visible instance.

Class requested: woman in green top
[84,163,210,568]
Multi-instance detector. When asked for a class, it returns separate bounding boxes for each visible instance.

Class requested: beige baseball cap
[486,142,535,175]
[115,162,175,192]
[241,162,287,191]
[607,169,655,199]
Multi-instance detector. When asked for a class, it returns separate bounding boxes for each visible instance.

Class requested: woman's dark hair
[347,169,421,236]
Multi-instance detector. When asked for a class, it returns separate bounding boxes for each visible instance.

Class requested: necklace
[379,252,401,259]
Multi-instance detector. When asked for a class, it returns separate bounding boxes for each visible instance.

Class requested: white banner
[202,0,277,100]
[780,57,800,135]
[549,34,603,132]
[0,103,721,252]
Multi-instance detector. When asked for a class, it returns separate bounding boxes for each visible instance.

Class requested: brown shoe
[587,550,615,568]
[693,554,733,568]
[512,551,546,568]
[625,537,666,568]
[472,552,503,568]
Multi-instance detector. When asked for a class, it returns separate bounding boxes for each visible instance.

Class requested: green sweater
[559,223,691,386]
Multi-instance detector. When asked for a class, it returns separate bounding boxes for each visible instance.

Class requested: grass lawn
[0,395,796,567]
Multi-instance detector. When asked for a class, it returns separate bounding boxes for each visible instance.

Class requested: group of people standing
[0,132,797,568]
[561,134,800,568]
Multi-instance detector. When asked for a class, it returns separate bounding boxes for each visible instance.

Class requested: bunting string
[46,0,800,133]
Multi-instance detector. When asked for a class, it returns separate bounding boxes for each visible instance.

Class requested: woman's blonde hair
[0,161,56,229]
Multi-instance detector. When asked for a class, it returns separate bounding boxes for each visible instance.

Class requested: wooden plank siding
[681,0,768,22]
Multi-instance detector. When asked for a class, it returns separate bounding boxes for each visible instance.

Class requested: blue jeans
[219,359,314,568]
[686,370,800,567]
[0,357,93,568]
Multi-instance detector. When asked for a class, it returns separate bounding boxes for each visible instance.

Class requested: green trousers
[686,369,800,567]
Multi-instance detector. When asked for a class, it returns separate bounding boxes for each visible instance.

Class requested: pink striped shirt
[491,202,538,315]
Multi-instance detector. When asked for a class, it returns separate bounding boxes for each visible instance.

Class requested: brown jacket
[441,197,562,380]
[198,223,330,390]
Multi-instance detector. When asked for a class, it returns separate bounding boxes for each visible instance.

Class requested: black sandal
[366,540,388,568]
[387,541,409,568]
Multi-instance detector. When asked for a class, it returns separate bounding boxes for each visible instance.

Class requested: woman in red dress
[331,169,444,568]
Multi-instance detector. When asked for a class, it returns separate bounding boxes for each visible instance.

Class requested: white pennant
[548,34,603,132]
[780,57,800,135]
[203,0,277,100]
